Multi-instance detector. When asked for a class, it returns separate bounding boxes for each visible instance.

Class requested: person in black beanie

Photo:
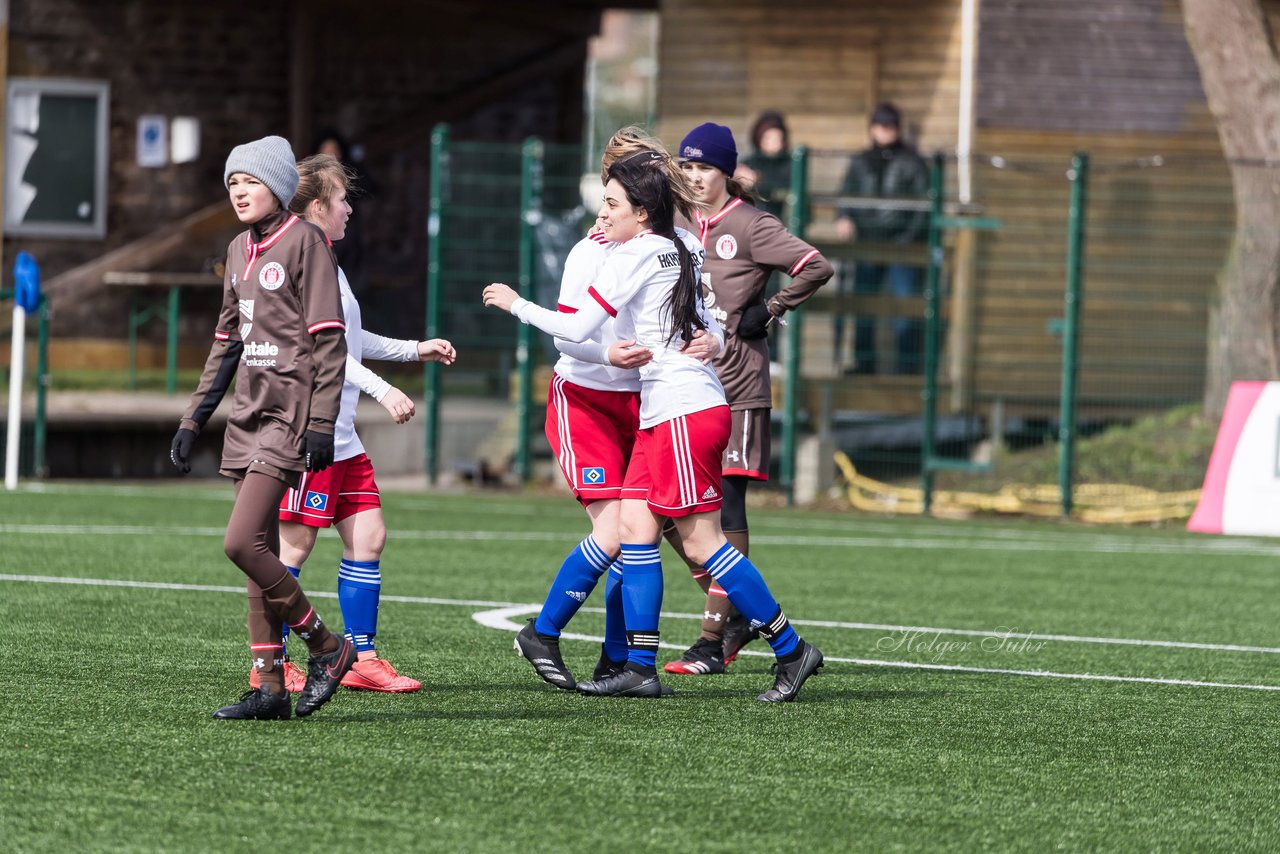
[834,102,930,374]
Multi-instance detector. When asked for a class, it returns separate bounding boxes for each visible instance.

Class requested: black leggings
[720,474,749,532]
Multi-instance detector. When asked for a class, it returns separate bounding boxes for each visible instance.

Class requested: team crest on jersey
[259,261,287,291]
[581,466,606,485]
[304,491,328,511]
[715,234,738,260]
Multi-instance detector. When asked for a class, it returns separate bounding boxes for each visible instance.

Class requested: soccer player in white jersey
[267,155,455,694]
[510,128,722,691]
[484,150,824,702]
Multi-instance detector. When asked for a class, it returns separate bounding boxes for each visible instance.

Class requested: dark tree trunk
[1182,0,1280,415]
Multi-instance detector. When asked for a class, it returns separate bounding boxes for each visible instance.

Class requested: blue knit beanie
[679,123,738,176]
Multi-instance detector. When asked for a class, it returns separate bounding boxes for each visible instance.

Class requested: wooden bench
[103,271,221,394]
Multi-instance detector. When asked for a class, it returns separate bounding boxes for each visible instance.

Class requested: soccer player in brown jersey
[169,136,356,720]
[664,122,834,677]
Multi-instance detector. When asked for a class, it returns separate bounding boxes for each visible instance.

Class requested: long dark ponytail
[606,152,704,346]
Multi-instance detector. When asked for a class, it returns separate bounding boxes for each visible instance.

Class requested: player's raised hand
[681,328,721,364]
[418,338,456,365]
[482,283,520,313]
[380,387,416,424]
[607,340,653,369]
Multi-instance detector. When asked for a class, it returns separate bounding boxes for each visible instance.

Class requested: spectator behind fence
[833,102,930,375]
[313,129,379,298]
[735,111,791,220]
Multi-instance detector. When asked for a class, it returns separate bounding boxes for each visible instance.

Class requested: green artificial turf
[2,483,1278,852]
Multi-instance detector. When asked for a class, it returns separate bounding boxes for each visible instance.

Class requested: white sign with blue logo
[305,491,329,512]
[581,467,605,485]
[137,115,167,168]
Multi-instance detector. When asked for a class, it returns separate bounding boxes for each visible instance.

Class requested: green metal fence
[424,125,589,483]
[797,147,1228,518]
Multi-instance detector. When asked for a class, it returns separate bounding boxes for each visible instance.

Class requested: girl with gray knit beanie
[170,135,357,721]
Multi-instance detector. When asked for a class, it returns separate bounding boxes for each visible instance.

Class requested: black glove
[737,302,775,340]
[303,430,335,472]
[170,428,196,475]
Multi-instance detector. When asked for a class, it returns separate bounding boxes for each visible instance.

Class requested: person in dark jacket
[735,111,791,220]
[834,103,930,374]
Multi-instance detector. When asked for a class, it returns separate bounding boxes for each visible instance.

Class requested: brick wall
[4,0,596,342]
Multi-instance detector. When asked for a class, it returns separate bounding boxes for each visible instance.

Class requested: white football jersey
[515,229,723,429]
[550,232,640,392]
[334,267,419,461]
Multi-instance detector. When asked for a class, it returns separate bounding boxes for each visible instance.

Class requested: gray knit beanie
[224,136,299,207]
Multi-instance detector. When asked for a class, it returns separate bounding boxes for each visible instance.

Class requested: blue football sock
[602,565,628,662]
[619,543,663,668]
[280,564,301,655]
[338,558,381,654]
[535,536,614,637]
[704,542,799,658]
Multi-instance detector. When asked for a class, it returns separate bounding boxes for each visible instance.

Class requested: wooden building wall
[969,0,1229,419]
[655,0,964,177]
[654,0,1253,423]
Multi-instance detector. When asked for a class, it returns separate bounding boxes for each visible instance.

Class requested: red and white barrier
[1188,381,1280,536]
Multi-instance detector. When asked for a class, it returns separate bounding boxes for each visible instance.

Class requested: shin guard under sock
[699,529,747,641]
[703,542,799,658]
[620,543,663,668]
[338,558,381,653]
[247,588,284,693]
[261,570,337,656]
[602,565,628,662]
[535,537,614,637]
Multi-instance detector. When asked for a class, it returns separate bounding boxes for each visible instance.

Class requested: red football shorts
[622,405,731,517]
[279,453,381,528]
[545,373,640,505]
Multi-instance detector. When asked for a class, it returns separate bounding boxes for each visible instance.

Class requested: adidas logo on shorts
[701,485,719,500]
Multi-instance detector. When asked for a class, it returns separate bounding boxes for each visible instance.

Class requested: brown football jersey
[680,197,833,409]
[181,210,346,474]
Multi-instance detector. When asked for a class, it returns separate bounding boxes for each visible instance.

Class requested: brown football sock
[247,582,285,695]
[228,472,339,657]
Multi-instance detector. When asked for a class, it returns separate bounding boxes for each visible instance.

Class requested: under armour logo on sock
[703,611,722,621]
[253,658,265,670]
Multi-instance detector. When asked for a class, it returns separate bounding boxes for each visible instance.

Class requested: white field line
[4,572,1280,693]
[7,484,1279,550]
[474,605,1280,694]
[4,565,1278,654]
[3,521,1280,558]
